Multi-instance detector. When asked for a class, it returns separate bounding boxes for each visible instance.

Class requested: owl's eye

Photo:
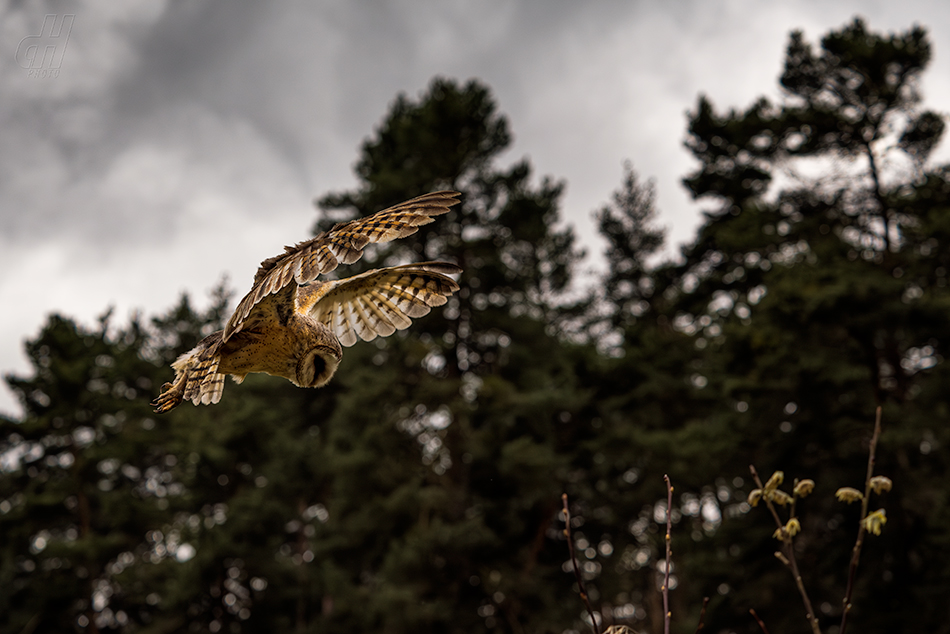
[312,355,326,380]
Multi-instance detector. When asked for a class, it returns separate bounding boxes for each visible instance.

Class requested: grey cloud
[2,0,950,417]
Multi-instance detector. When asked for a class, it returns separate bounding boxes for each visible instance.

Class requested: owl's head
[295,342,342,388]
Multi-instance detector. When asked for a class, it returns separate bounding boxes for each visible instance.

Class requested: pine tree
[0,78,599,634]
[633,18,950,633]
[0,286,304,633]
[594,162,666,333]
[571,164,717,634]
[300,77,600,634]
[0,310,179,632]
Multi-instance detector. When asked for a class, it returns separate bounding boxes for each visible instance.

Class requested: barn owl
[152,191,461,413]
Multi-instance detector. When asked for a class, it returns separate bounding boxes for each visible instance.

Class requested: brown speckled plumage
[152,191,461,413]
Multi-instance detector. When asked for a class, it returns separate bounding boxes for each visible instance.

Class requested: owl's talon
[152,378,185,413]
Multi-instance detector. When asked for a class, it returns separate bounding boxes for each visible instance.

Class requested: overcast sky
[2,0,949,417]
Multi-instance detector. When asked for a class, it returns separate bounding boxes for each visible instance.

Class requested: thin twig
[693,597,710,634]
[562,494,601,634]
[663,475,673,634]
[790,477,799,519]
[840,406,882,634]
[749,608,771,634]
[750,465,821,634]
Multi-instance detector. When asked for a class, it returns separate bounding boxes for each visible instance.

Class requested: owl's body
[152,192,461,413]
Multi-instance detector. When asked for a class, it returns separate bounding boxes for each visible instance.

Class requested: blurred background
[2,2,950,633]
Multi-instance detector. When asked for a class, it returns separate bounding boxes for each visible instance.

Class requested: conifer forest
[3,19,950,634]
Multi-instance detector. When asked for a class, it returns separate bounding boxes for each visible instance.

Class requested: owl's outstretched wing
[304,262,461,347]
[223,191,460,341]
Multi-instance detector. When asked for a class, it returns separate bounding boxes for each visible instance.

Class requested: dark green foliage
[0,297,226,632]
[595,162,666,331]
[303,77,596,633]
[627,17,950,634]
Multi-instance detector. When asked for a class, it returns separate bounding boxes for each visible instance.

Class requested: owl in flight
[152,191,461,413]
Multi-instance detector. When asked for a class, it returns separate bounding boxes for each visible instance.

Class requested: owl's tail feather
[151,334,226,413]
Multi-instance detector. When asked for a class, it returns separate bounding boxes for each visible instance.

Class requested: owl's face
[280,315,344,388]
[295,344,342,388]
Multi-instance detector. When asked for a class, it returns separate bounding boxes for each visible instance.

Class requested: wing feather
[350,296,376,342]
[182,354,224,405]
[308,262,461,347]
[223,191,460,341]
[360,298,397,338]
[340,300,358,347]
[369,289,413,330]
[152,333,226,413]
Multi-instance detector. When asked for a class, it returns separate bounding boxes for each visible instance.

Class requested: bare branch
[840,406,883,634]
[663,475,673,634]
[562,493,600,634]
[694,597,710,634]
[749,608,772,634]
